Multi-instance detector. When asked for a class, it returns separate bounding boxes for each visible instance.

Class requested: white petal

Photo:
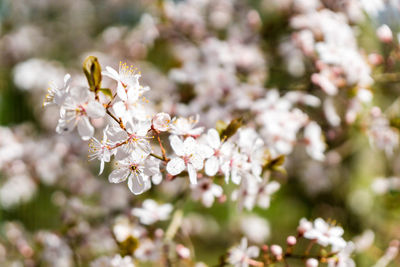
[211,184,223,197]
[136,119,151,136]
[190,153,204,170]
[77,117,94,140]
[202,192,215,207]
[103,66,120,81]
[207,129,220,149]
[169,135,185,156]
[198,144,214,159]
[183,137,197,155]
[64,73,71,86]
[109,168,129,183]
[113,101,127,119]
[117,83,128,101]
[166,157,185,175]
[187,163,197,185]
[247,246,260,258]
[128,173,147,195]
[99,160,105,175]
[205,157,219,176]
[152,173,163,185]
[86,101,106,118]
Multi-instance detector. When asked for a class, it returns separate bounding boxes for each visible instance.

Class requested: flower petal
[77,116,94,140]
[187,163,197,185]
[128,173,148,195]
[205,156,219,176]
[169,135,185,156]
[86,101,106,118]
[108,168,129,183]
[207,129,221,149]
[166,157,185,175]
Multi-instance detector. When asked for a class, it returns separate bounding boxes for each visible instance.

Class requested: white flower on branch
[132,199,173,225]
[228,237,260,267]
[108,152,160,195]
[166,135,211,184]
[302,218,347,252]
[107,118,152,160]
[43,73,71,107]
[56,86,105,140]
[88,126,112,174]
[169,115,204,137]
[191,178,223,207]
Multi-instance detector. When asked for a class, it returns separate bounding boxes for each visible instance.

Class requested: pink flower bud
[368,53,383,65]
[176,244,191,259]
[376,24,393,43]
[270,245,283,257]
[297,218,313,235]
[287,236,297,246]
[152,112,171,132]
[306,258,319,267]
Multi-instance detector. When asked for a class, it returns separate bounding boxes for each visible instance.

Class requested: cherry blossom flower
[152,112,171,132]
[107,118,152,160]
[56,86,105,140]
[134,238,162,261]
[221,150,248,185]
[102,62,149,102]
[376,24,393,43]
[88,126,112,174]
[131,199,173,225]
[191,178,223,207]
[43,73,71,107]
[306,258,319,267]
[203,128,233,176]
[228,237,260,267]
[304,122,326,161]
[327,242,355,267]
[232,178,280,211]
[90,254,135,267]
[169,115,204,136]
[302,218,347,252]
[108,153,159,195]
[166,136,211,184]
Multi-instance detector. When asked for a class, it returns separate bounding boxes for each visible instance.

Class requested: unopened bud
[306,258,319,267]
[376,24,393,43]
[176,244,191,259]
[287,236,297,246]
[270,244,283,259]
[152,112,171,132]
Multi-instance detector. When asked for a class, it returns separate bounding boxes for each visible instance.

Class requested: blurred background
[1,0,400,266]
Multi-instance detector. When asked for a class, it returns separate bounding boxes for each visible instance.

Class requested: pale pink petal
[187,163,198,185]
[86,101,106,118]
[108,168,129,183]
[113,101,127,119]
[166,157,185,175]
[128,173,147,195]
[77,116,94,140]
[205,156,219,176]
[207,129,221,149]
[169,135,185,156]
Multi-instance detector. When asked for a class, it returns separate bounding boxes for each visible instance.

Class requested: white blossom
[132,199,173,225]
[108,153,159,195]
[228,238,260,267]
[166,136,211,184]
[191,178,223,207]
[56,86,105,140]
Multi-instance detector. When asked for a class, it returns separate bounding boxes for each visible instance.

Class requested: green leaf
[83,56,102,92]
[99,88,113,99]
[220,117,243,141]
[118,236,139,256]
[263,154,286,174]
